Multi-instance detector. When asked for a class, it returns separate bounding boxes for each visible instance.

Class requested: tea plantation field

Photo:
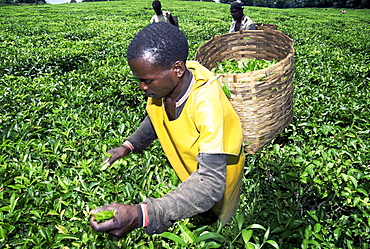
[0,1,369,248]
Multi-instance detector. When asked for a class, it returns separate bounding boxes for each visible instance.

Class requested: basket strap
[204,74,222,86]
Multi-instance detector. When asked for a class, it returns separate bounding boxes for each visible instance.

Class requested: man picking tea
[229,1,256,32]
[90,22,245,238]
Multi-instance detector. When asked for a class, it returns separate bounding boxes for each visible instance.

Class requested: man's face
[231,8,243,21]
[153,6,162,15]
[129,57,178,99]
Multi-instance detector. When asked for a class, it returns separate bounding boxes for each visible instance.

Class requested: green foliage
[0,1,369,249]
[211,58,277,74]
[154,219,227,248]
[242,0,369,8]
[0,0,46,4]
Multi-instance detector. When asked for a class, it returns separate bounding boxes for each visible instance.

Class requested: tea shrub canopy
[0,1,369,248]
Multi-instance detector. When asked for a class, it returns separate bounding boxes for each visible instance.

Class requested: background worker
[229,1,256,32]
[150,0,177,26]
[89,22,245,238]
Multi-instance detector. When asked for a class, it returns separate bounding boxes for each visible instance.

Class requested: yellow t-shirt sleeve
[193,84,225,153]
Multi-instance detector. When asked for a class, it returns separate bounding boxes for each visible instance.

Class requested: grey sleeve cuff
[143,153,226,235]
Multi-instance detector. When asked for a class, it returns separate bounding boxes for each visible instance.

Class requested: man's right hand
[103,145,130,167]
[90,203,139,239]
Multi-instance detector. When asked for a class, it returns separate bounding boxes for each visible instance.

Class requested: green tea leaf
[155,232,187,247]
[247,224,266,231]
[266,240,280,249]
[92,210,116,223]
[242,229,253,243]
[194,232,225,243]
[222,84,231,98]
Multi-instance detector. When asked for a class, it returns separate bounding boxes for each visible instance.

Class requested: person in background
[150,0,177,26]
[89,22,245,238]
[229,1,255,32]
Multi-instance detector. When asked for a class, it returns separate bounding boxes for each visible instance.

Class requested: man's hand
[103,145,130,168]
[90,203,139,239]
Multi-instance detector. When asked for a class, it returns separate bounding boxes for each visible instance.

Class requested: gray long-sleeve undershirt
[125,100,227,235]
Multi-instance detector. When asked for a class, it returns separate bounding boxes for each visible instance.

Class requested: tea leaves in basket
[211,58,277,74]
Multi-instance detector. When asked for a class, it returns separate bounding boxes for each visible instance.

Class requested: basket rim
[195,29,294,56]
[195,29,294,79]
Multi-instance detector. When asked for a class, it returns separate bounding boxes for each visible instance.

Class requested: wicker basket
[195,29,294,154]
[255,23,278,30]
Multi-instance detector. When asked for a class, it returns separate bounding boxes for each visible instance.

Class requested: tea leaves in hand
[92,210,116,223]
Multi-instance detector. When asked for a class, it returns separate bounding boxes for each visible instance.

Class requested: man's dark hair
[127,22,189,69]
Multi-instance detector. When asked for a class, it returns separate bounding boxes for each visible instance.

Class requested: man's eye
[143,80,152,84]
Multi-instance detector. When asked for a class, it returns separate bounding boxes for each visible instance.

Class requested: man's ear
[172,61,186,77]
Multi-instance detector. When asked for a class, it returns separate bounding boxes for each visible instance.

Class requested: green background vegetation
[1,0,369,9]
[0,1,369,248]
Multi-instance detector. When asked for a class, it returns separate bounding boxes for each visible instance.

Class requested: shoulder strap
[204,74,222,86]
[164,11,170,18]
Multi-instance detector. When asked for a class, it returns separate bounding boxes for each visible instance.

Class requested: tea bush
[0,1,369,248]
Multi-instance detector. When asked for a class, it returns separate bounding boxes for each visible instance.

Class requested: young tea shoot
[92,210,116,223]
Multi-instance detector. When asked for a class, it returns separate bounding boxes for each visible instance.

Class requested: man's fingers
[102,149,118,169]
[102,157,110,164]
[105,147,125,166]
[107,153,120,166]
[106,148,117,154]
[101,162,110,171]
[90,216,116,232]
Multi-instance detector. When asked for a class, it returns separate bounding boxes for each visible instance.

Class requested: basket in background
[195,29,294,154]
[255,23,278,30]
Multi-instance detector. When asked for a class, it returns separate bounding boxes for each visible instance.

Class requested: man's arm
[150,15,156,23]
[143,153,226,235]
[169,13,177,26]
[229,21,235,32]
[104,115,156,166]
[242,16,256,30]
[126,115,157,152]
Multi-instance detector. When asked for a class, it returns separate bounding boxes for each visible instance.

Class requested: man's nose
[139,81,149,91]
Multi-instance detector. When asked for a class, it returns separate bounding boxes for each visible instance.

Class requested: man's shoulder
[186,61,214,82]
[242,15,254,23]
[163,11,171,16]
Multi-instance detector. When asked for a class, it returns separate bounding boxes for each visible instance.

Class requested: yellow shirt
[146,61,245,223]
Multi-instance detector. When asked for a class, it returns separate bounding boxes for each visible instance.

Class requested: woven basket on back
[255,23,278,30]
[195,29,294,154]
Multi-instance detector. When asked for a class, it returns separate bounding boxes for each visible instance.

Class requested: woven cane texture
[195,29,294,154]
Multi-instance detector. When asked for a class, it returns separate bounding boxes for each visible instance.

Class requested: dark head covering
[230,1,244,9]
[152,0,161,8]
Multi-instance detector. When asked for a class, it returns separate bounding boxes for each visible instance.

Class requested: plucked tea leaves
[212,58,277,97]
[92,210,116,223]
[212,58,277,74]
